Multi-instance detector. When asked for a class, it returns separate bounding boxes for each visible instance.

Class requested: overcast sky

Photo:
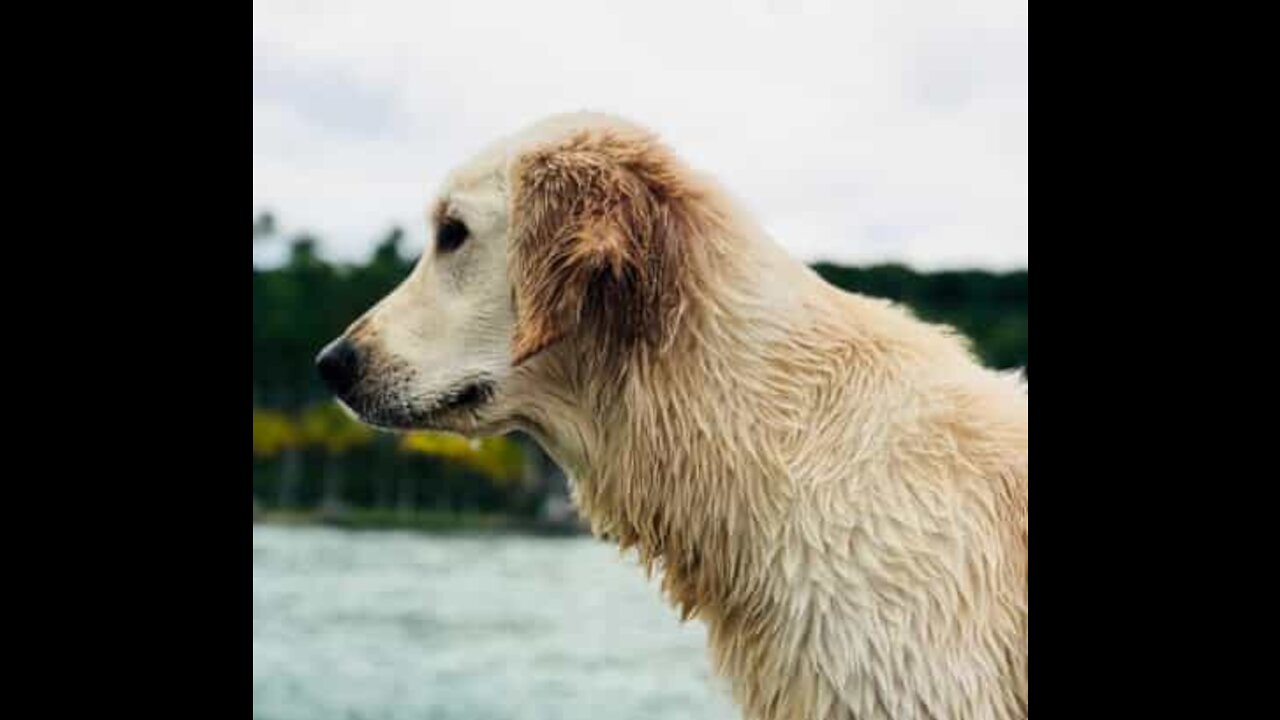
[253,0,1027,271]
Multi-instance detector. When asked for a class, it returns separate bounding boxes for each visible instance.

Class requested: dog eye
[436,218,469,254]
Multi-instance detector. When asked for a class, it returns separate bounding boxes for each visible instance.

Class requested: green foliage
[253,226,415,407]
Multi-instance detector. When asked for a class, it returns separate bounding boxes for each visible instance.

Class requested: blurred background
[253,1,1027,719]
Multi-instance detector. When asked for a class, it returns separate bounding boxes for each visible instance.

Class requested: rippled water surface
[252,526,738,720]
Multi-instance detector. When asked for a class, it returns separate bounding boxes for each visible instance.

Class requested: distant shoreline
[254,507,588,536]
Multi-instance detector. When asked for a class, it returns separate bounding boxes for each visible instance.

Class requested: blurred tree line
[810,263,1027,372]
[252,213,1026,523]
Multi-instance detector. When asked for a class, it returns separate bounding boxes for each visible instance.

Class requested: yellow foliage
[299,402,375,454]
[252,408,301,457]
[251,405,525,483]
[400,432,526,485]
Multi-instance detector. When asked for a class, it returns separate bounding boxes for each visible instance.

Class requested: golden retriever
[317,112,1028,720]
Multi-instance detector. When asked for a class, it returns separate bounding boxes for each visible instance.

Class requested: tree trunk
[397,469,415,519]
[376,439,394,510]
[277,447,301,509]
[321,454,344,515]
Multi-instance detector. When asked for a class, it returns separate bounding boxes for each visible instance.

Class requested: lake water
[252,525,739,720]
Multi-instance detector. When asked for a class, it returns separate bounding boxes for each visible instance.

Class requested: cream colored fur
[332,112,1028,720]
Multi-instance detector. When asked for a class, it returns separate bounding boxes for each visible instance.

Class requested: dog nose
[316,338,361,397]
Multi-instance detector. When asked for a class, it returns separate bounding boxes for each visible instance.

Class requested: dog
[317,112,1028,720]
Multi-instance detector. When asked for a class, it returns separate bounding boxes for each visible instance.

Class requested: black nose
[316,338,361,397]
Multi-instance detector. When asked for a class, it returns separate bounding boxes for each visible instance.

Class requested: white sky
[253,0,1027,270]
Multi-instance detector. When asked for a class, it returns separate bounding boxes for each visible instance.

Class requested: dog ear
[508,130,688,366]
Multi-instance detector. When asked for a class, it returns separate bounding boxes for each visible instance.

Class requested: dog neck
[519,212,861,620]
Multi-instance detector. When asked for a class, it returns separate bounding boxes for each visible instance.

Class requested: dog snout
[316,337,362,397]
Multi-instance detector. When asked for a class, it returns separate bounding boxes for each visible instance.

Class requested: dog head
[316,113,698,435]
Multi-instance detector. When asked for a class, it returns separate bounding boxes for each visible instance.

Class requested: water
[253,526,738,720]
